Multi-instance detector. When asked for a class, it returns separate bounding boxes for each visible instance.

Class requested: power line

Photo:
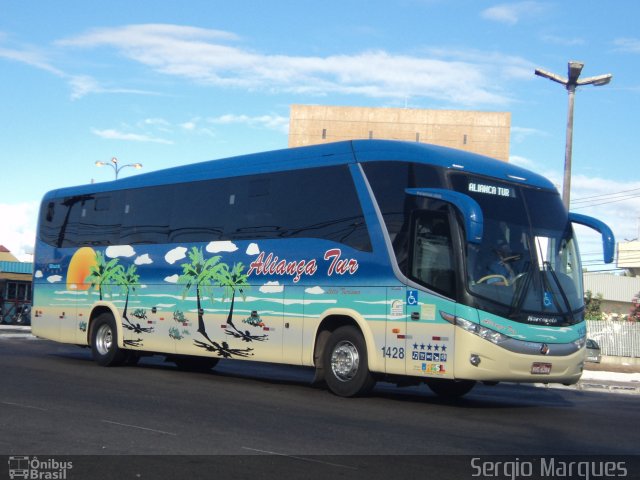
[571,192,640,209]
[572,186,640,203]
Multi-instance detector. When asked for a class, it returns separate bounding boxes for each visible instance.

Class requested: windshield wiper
[508,260,533,318]
[543,261,576,325]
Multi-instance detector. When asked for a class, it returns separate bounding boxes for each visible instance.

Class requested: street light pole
[95,157,143,179]
[534,61,612,210]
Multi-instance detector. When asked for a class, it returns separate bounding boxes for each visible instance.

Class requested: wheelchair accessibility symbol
[543,291,553,308]
[407,290,418,306]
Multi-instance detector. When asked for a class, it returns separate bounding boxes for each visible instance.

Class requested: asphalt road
[1,335,638,479]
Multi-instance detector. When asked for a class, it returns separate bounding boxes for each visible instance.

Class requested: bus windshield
[451,175,583,325]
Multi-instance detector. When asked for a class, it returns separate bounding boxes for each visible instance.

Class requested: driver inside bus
[484,240,520,285]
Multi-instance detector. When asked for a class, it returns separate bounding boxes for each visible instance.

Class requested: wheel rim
[330,340,360,382]
[95,324,113,356]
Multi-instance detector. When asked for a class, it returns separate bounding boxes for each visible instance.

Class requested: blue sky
[1,0,639,270]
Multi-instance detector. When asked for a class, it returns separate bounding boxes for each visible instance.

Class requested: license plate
[531,362,552,375]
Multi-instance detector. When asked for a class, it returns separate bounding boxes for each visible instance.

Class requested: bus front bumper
[453,329,584,385]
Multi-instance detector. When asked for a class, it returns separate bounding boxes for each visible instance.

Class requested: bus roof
[43,140,556,199]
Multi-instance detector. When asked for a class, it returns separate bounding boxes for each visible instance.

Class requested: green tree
[85,251,120,301]
[630,291,640,323]
[584,290,603,320]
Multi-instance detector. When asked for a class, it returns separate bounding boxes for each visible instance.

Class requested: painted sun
[66,247,98,291]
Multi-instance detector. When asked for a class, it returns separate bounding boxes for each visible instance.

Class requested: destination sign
[468,182,515,198]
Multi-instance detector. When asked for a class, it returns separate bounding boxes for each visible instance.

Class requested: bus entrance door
[405,292,456,380]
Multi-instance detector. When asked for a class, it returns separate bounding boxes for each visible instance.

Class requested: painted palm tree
[218,262,266,342]
[85,250,120,301]
[114,264,152,334]
[178,247,224,344]
[217,262,249,329]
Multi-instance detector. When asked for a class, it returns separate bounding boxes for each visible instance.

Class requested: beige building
[618,241,640,277]
[583,272,640,317]
[288,104,511,161]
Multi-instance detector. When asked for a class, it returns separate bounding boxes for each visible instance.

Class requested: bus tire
[323,325,376,397]
[90,313,128,367]
[426,378,476,399]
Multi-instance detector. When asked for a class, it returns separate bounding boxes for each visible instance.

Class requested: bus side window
[410,211,455,298]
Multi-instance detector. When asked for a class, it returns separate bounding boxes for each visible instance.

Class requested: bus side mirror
[569,212,615,264]
[405,188,483,244]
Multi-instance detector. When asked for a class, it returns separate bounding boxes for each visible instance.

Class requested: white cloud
[246,243,260,255]
[259,281,284,293]
[164,274,180,283]
[208,114,289,134]
[34,270,43,278]
[540,34,585,47]
[0,44,65,76]
[305,286,325,295]
[206,241,238,253]
[106,245,136,258]
[135,254,153,265]
[180,120,197,130]
[0,43,156,100]
[511,126,547,144]
[56,23,520,106]
[481,2,547,26]
[47,275,62,283]
[165,246,187,264]
[0,202,38,261]
[613,38,640,54]
[92,128,173,144]
[509,155,537,170]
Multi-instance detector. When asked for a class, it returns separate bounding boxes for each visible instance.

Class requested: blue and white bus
[32,140,614,398]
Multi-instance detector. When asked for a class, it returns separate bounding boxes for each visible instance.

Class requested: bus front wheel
[323,326,376,397]
[90,313,128,367]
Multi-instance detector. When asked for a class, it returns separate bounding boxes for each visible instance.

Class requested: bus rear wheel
[91,313,128,367]
[323,326,376,397]
[426,378,476,398]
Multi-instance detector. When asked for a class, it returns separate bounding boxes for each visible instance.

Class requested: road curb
[577,382,640,395]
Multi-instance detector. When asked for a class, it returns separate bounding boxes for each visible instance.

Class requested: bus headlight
[455,317,510,346]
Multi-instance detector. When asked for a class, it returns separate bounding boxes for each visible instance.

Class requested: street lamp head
[534,60,612,209]
[567,61,584,84]
[95,161,106,167]
[111,157,118,165]
[578,73,613,87]
[534,68,568,86]
[132,163,143,169]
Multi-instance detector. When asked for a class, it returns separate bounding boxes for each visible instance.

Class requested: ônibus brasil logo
[8,456,73,480]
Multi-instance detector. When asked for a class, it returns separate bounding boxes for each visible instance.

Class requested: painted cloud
[135,254,153,265]
[246,243,260,255]
[106,245,136,258]
[305,286,325,295]
[47,275,62,283]
[206,241,238,253]
[164,274,180,283]
[165,246,187,264]
[259,281,284,293]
